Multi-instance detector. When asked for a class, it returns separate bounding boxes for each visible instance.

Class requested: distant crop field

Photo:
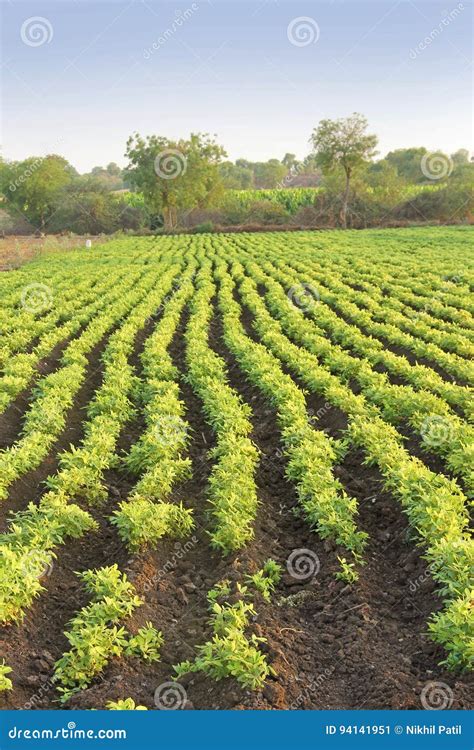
[0,226,472,711]
[120,183,444,217]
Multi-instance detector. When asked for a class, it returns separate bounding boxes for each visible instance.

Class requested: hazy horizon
[2,0,472,172]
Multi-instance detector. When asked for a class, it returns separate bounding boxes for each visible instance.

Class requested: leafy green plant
[174,579,274,690]
[111,499,193,551]
[107,698,148,710]
[214,258,367,564]
[0,661,13,692]
[428,589,474,671]
[184,261,260,552]
[335,557,359,583]
[247,559,282,601]
[126,623,164,663]
[54,565,143,702]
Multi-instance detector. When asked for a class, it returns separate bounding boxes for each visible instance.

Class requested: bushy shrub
[193,221,215,233]
[245,200,290,226]
[47,189,148,234]
[395,185,473,223]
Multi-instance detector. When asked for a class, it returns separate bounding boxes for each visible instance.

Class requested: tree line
[0,114,472,235]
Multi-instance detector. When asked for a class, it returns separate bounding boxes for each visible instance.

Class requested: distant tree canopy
[383,147,469,184]
[311,113,378,227]
[218,161,253,190]
[385,148,429,183]
[86,162,125,190]
[252,159,288,189]
[219,155,321,190]
[0,155,142,234]
[0,155,74,230]
[0,116,471,234]
[125,132,226,230]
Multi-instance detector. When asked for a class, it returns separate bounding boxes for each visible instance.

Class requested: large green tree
[1,155,74,231]
[125,132,226,230]
[310,113,378,227]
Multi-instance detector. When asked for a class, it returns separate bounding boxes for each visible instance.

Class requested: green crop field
[0,226,472,711]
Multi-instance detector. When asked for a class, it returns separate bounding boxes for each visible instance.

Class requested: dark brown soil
[0,295,472,713]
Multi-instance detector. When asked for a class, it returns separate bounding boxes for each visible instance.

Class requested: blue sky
[1,0,472,172]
